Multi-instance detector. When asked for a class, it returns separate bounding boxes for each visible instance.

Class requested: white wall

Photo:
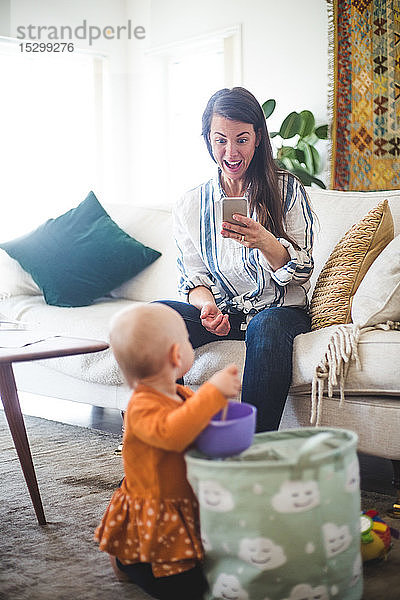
[2,0,328,213]
[147,0,328,127]
[4,0,138,208]
[126,0,329,204]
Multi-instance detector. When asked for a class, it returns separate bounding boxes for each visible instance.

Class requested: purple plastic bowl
[194,401,257,458]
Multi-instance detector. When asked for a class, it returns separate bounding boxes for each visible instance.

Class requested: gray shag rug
[0,411,399,600]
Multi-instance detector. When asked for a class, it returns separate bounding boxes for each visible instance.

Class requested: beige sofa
[0,189,399,463]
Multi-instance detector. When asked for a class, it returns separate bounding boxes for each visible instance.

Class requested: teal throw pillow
[0,191,161,307]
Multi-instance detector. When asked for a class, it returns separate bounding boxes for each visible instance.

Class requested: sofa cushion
[185,324,400,397]
[185,340,246,395]
[0,294,128,385]
[309,199,393,330]
[0,249,41,299]
[306,188,400,296]
[107,204,180,302]
[2,292,398,400]
[281,394,400,460]
[352,234,400,327]
[0,192,161,307]
[291,325,400,395]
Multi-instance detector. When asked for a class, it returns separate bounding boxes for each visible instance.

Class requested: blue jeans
[158,301,310,432]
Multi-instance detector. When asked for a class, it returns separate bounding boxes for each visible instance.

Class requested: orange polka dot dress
[95,382,226,577]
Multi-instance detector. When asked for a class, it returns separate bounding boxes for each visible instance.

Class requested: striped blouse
[173,170,314,314]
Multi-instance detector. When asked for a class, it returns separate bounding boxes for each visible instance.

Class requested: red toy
[360,510,393,562]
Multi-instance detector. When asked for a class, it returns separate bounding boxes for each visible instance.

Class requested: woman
[163,87,313,432]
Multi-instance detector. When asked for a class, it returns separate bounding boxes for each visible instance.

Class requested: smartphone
[222,197,248,226]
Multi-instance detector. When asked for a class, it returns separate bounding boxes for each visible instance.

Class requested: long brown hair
[202,87,293,244]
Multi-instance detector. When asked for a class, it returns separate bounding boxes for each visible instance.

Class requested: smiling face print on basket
[238,537,287,570]
[344,458,360,492]
[198,480,234,512]
[285,583,329,600]
[322,522,352,558]
[212,573,249,600]
[271,480,320,513]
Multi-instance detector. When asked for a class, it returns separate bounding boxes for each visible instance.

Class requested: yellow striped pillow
[310,199,394,330]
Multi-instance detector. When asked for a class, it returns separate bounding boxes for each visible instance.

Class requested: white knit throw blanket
[311,320,400,426]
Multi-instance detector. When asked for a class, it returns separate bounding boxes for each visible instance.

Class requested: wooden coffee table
[0,334,109,525]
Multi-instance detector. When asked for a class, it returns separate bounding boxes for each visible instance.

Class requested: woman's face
[209,114,260,184]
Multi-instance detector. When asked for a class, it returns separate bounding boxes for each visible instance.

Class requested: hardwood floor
[17,392,124,434]
[6,391,397,496]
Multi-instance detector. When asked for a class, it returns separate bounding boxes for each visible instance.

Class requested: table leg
[0,363,46,525]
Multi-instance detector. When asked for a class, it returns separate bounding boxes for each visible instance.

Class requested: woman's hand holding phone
[222,213,291,270]
[222,210,273,251]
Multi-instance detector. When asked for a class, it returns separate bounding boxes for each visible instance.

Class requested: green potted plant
[262,99,328,188]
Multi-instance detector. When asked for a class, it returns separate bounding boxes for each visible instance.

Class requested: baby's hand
[209,364,241,398]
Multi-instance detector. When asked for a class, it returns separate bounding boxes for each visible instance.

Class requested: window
[144,26,242,205]
[0,37,107,240]
[167,42,224,199]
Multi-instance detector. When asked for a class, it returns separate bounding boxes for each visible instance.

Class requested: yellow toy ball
[360,513,391,562]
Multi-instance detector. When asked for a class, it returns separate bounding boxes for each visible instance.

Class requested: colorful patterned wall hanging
[328,0,400,190]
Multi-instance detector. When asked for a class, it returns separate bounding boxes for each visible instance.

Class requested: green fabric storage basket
[185,427,362,600]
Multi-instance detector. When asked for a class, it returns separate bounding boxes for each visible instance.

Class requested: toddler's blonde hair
[110,303,185,384]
